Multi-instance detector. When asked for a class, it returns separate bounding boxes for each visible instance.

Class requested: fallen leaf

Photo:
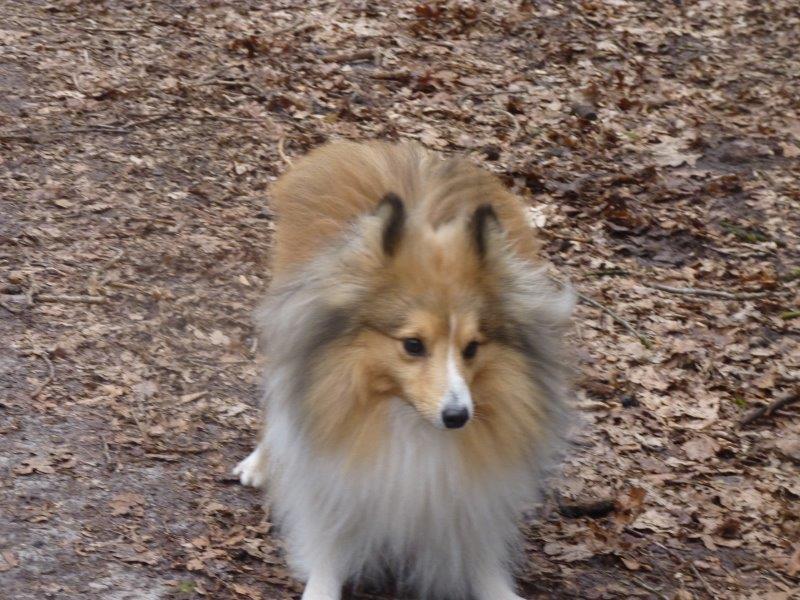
[209,329,231,346]
[186,557,204,571]
[109,492,145,516]
[233,583,262,599]
[651,137,702,167]
[621,557,641,571]
[0,551,18,572]
[14,456,55,475]
[682,435,720,461]
[788,546,800,577]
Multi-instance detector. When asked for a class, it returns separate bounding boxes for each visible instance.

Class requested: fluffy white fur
[237,400,538,600]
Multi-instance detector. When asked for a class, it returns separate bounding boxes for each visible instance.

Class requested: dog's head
[262,191,573,461]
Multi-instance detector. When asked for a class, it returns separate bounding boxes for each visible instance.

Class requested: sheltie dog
[235,140,574,600]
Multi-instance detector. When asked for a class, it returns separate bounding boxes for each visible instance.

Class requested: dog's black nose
[442,406,469,429]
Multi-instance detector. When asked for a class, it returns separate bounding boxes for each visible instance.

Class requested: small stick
[72,72,85,93]
[26,275,37,306]
[397,34,455,50]
[0,126,131,140]
[195,78,269,100]
[369,70,412,81]
[499,109,521,143]
[93,248,125,290]
[36,294,105,304]
[630,575,669,600]
[740,390,799,426]
[645,283,770,300]
[0,299,21,314]
[544,231,592,244]
[75,26,144,34]
[277,135,292,166]
[195,114,266,124]
[31,353,55,400]
[120,114,173,129]
[557,497,616,519]
[322,49,375,63]
[577,291,652,348]
[100,435,115,471]
[103,248,125,269]
[689,562,719,598]
[462,89,514,99]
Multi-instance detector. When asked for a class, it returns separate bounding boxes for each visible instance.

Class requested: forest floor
[1,1,799,599]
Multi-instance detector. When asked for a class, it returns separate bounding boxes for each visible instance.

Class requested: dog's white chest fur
[238,400,536,600]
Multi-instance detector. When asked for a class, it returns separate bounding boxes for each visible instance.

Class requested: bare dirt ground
[1,1,799,599]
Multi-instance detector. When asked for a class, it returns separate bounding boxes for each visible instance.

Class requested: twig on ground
[544,231,592,244]
[630,575,669,600]
[120,113,173,129]
[740,389,799,426]
[397,34,455,50]
[690,562,719,598]
[31,352,55,400]
[75,26,145,34]
[26,275,37,306]
[462,89,515,99]
[195,115,266,124]
[499,109,521,143]
[91,248,125,292]
[36,294,106,304]
[278,134,292,166]
[577,291,652,348]
[103,249,126,270]
[0,298,21,314]
[645,283,770,300]
[588,268,630,278]
[195,114,267,124]
[100,435,116,471]
[322,49,375,63]
[556,497,616,519]
[0,126,132,141]
[369,69,412,81]
[195,78,270,100]
[72,72,85,93]
[1,113,176,142]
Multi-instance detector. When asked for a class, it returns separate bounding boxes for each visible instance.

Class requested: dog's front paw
[233,447,268,488]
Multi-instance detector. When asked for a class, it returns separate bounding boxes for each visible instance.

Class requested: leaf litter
[0,0,798,599]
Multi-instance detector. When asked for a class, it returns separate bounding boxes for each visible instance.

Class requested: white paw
[233,448,268,488]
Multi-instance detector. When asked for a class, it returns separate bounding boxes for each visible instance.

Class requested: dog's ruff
[237,400,532,600]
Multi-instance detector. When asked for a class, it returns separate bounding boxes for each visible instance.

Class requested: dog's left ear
[375,192,406,256]
[469,203,503,260]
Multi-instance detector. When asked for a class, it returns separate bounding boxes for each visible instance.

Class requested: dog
[235,140,573,600]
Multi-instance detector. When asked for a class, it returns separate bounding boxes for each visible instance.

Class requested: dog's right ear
[469,203,502,261]
[374,192,405,256]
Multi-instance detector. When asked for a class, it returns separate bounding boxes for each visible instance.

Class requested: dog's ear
[469,203,502,260]
[375,192,405,256]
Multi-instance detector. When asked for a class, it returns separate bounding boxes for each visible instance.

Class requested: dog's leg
[472,567,524,600]
[233,443,269,488]
[300,562,343,600]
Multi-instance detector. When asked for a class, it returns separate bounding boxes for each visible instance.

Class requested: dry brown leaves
[1,0,798,599]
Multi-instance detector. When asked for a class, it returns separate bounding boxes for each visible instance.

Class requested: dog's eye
[462,341,479,360]
[402,338,426,357]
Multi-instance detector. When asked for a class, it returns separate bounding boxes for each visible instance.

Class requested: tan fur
[271,140,539,280]
[268,140,556,477]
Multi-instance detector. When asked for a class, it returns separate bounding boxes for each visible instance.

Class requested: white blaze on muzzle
[439,349,473,429]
